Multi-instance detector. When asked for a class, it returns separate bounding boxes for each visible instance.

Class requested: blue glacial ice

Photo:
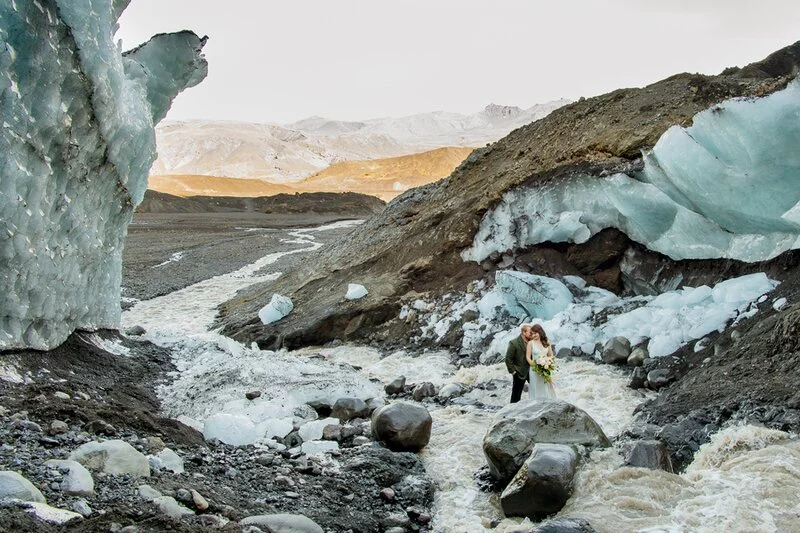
[0,0,207,350]
[463,78,800,263]
[477,271,573,321]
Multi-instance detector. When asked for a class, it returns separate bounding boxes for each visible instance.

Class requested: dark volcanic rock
[0,333,435,533]
[217,42,800,350]
[634,300,800,471]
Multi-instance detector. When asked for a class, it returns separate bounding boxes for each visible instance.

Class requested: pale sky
[116,0,800,124]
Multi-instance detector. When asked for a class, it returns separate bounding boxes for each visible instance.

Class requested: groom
[505,324,533,403]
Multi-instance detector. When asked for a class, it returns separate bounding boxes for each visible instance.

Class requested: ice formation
[463,78,800,263]
[258,294,294,324]
[345,283,368,300]
[489,271,573,320]
[0,0,207,350]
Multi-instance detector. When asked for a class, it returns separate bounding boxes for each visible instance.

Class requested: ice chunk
[258,294,294,324]
[345,283,368,300]
[255,417,295,440]
[298,417,340,442]
[301,441,339,455]
[203,413,259,446]
[69,440,150,477]
[463,78,800,264]
[495,271,573,320]
[0,1,207,350]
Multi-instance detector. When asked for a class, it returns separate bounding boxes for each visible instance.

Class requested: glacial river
[122,221,800,533]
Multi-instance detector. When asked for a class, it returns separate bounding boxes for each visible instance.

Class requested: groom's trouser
[510,374,526,403]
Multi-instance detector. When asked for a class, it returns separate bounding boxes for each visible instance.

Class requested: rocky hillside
[217,42,800,350]
[136,190,386,217]
[294,146,475,201]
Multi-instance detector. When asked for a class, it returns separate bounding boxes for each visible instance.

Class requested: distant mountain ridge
[151,100,570,185]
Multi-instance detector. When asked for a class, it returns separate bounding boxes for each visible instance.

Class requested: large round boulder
[483,400,610,484]
[331,397,371,422]
[371,402,432,452]
[602,336,631,364]
[500,443,579,519]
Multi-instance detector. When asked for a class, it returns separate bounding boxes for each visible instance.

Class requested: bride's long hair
[530,324,550,347]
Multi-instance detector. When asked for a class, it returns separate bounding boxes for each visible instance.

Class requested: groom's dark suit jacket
[505,336,529,381]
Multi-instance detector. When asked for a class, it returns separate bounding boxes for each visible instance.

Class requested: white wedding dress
[529,342,557,400]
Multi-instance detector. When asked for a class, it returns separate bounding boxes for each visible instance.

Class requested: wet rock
[199,514,228,528]
[500,443,579,520]
[341,425,363,440]
[353,436,371,446]
[331,397,370,422]
[322,424,342,441]
[483,400,610,484]
[366,396,386,413]
[629,367,648,389]
[44,460,94,496]
[146,436,165,453]
[83,419,116,436]
[372,402,433,452]
[12,419,43,432]
[48,420,69,435]
[154,495,194,520]
[284,430,303,449]
[0,471,46,502]
[628,347,648,366]
[382,513,412,529]
[438,382,465,400]
[647,368,675,390]
[556,347,573,359]
[385,376,406,395]
[245,390,262,400]
[69,440,150,477]
[412,382,437,401]
[71,499,92,517]
[623,440,673,472]
[534,517,598,532]
[255,453,275,466]
[602,336,631,364]
[125,325,147,336]
[240,513,324,532]
[191,489,209,511]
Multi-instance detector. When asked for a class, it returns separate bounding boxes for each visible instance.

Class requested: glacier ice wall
[463,78,800,264]
[0,0,207,350]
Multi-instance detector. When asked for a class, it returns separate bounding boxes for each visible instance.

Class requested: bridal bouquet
[533,352,556,383]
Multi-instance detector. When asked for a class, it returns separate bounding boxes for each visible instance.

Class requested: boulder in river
[372,402,432,452]
[483,400,609,484]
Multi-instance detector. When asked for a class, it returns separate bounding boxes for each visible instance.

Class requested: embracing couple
[505,323,557,403]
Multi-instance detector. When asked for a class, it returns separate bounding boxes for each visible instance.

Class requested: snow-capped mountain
[150,100,570,184]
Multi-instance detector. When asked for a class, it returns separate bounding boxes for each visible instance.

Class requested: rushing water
[122,221,800,533]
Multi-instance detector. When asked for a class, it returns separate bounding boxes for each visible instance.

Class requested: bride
[525,324,557,400]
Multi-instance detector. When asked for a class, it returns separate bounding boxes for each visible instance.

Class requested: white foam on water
[557,425,800,533]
